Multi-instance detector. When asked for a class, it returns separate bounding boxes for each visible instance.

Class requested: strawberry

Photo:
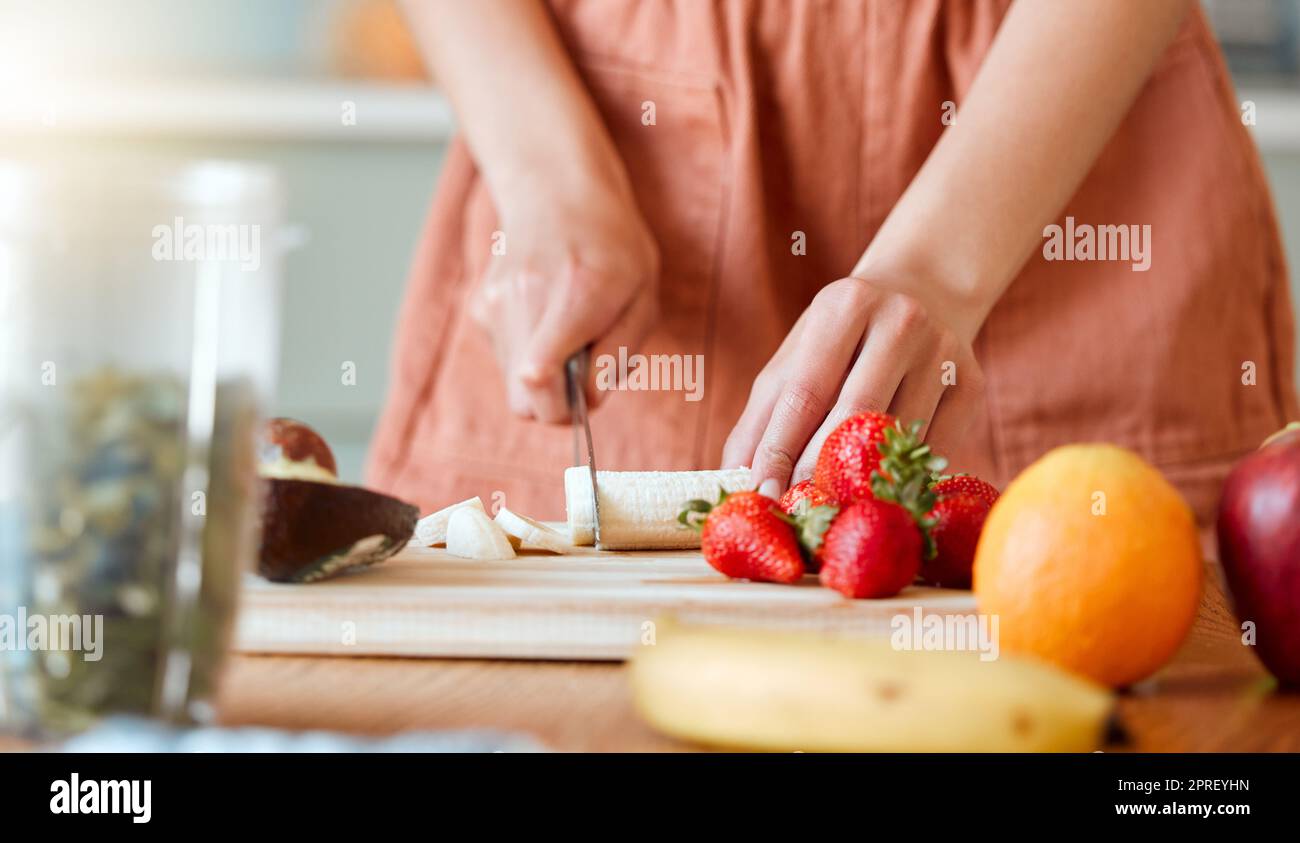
[921,476,1000,589]
[777,481,840,573]
[679,490,806,584]
[931,475,1000,508]
[812,411,896,504]
[797,418,949,597]
[816,499,922,598]
[921,494,989,588]
[778,479,838,515]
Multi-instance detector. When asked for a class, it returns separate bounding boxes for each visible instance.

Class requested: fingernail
[758,478,781,500]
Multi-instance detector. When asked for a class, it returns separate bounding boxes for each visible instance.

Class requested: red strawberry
[778,481,840,574]
[812,411,896,504]
[778,479,838,515]
[816,499,922,598]
[931,475,1000,508]
[679,490,805,584]
[921,476,999,589]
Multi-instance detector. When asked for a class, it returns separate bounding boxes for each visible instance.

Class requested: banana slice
[445,506,516,560]
[564,467,753,549]
[494,507,574,554]
[414,497,484,546]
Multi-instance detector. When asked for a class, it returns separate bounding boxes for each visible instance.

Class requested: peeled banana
[445,506,516,560]
[414,497,485,546]
[565,467,753,549]
[495,507,574,554]
[630,620,1114,752]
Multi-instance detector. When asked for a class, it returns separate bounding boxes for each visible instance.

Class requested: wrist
[850,253,996,346]
[483,121,636,230]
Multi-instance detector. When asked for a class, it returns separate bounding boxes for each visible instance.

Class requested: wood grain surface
[213,561,1300,752]
[237,545,976,660]
[4,560,1296,753]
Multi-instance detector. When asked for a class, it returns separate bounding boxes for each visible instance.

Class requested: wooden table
[213,565,1300,752]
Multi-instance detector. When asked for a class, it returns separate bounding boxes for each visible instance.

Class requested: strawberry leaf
[791,503,840,554]
[870,420,947,559]
[677,486,733,532]
[677,498,714,531]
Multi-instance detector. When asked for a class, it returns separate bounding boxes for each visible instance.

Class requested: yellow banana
[630,620,1114,752]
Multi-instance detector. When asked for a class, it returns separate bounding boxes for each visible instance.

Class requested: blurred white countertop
[0,78,1297,153]
[0,79,455,142]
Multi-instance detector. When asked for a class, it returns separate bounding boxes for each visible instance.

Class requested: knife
[565,349,602,549]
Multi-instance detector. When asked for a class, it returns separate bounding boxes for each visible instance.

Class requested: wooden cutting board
[236,543,977,661]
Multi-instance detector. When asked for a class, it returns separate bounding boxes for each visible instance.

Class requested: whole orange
[973,444,1201,688]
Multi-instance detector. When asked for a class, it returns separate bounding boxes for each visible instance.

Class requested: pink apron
[368,1,1297,524]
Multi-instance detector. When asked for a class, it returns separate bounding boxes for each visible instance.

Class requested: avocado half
[258,478,418,583]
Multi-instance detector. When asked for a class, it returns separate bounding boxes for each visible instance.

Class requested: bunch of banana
[630,620,1114,752]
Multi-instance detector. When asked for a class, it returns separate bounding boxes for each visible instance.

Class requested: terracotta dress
[367,0,1297,524]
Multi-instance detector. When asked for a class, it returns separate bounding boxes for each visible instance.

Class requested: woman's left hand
[721,276,987,495]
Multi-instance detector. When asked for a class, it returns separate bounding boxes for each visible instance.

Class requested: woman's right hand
[399,1,660,422]
[470,182,660,423]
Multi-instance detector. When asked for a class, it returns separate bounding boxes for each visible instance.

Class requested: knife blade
[566,349,602,549]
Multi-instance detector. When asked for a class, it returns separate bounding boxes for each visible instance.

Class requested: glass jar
[0,157,288,736]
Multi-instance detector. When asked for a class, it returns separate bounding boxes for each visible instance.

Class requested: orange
[973,444,1202,688]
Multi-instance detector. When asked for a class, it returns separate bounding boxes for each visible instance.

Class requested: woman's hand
[471,185,660,423]
[400,0,661,422]
[725,0,1193,492]
[718,0,1193,491]
[721,277,985,494]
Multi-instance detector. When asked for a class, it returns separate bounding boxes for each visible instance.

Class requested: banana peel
[630,619,1114,752]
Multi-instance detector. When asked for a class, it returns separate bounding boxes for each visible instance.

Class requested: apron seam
[693,81,733,468]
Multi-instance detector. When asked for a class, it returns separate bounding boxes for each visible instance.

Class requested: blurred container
[1203,0,1299,78]
[0,158,290,737]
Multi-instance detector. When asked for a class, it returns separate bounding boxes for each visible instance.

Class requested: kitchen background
[0,0,1297,482]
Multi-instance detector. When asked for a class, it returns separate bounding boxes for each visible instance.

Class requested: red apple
[1216,425,1300,685]
[259,417,338,481]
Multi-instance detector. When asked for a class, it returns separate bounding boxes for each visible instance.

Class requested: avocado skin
[258,478,418,582]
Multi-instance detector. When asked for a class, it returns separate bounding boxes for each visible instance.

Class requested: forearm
[852,0,1192,341]
[400,0,631,220]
